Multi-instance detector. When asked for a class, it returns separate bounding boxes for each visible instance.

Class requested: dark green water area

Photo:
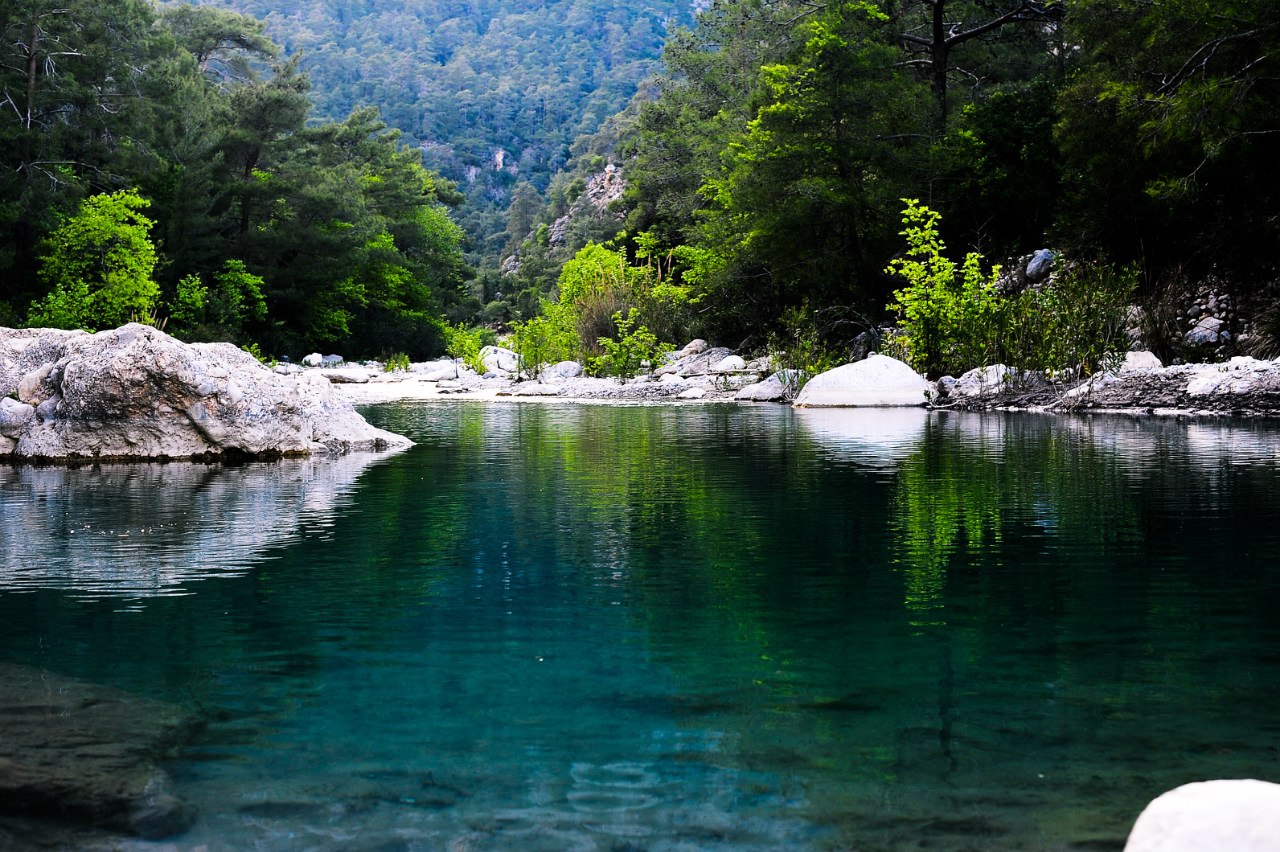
[2,403,1279,850]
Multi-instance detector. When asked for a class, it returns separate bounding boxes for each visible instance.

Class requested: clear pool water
[2,403,1279,850]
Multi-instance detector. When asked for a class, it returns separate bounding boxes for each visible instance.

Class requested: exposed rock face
[1125,779,1280,851]
[793,354,931,408]
[1064,356,1280,412]
[549,165,626,248]
[0,662,197,839]
[0,324,411,461]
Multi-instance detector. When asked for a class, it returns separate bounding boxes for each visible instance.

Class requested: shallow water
[2,404,1279,850]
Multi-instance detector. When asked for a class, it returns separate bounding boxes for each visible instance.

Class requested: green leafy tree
[696,2,929,340]
[28,190,160,331]
[885,199,1002,377]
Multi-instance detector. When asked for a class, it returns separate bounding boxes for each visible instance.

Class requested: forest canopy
[0,0,468,358]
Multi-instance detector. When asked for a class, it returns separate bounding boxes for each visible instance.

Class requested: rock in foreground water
[0,324,411,461]
[1125,779,1280,851]
[0,663,197,839]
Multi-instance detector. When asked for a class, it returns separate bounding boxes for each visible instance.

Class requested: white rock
[480,345,519,374]
[302,352,323,367]
[712,355,746,372]
[949,364,1020,398]
[658,372,686,385]
[734,371,793,402]
[1125,779,1280,852]
[676,339,708,357]
[542,360,583,380]
[320,368,373,384]
[677,387,707,400]
[273,363,302,375]
[793,354,930,408]
[1119,351,1164,373]
[0,324,410,460]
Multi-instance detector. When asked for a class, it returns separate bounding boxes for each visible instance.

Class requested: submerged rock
[1126,779,1280,851]
[0,324,411,461]
[0,662,197,839]
[793,354,931,408]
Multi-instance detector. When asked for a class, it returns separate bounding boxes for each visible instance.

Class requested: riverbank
[327,350,1280,418]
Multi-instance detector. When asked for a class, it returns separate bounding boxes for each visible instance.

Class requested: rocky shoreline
[0,325,411,462]
[7,324,1280,467]
[326,344,1280,419]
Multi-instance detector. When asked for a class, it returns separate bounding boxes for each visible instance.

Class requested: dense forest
[2,0,1277,370]
[189,0,699,262]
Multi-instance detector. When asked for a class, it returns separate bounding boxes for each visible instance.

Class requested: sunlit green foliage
[443,323,489,374]
[886,200,1002,378]
[28,191,160,331]
[590,310,672,380]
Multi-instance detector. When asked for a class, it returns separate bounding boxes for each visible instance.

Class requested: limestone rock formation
[0,324,411,461]
[793,354,931,407]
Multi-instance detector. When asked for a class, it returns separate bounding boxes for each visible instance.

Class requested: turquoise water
[2,403,1280,850]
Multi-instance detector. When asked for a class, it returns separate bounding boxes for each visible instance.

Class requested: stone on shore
[654,346,734,378]
[0,662,198,839]
[735,371,794,402]
[1119,351,1164,373]
[793,354,931,408]
[1125,779,1280,851]
[480,345,519,375]
[0,324,411,461]
[712,354,746,372]
[542,360,584,380]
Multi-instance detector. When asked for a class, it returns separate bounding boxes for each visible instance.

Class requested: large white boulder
[793,354,930,408]
[0,324,411,461]
[1125,779,1280,851]
[480,345,519,375]
[542,360,584,380]
[711,354,746,373]
[1119,351,1164,373]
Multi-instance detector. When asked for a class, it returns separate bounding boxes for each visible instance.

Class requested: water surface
[2,403,1278,850]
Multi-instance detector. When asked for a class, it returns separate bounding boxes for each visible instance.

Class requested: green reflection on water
[0,403,1278,849]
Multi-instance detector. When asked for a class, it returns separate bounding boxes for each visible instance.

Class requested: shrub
[887,200,1134,380]
[886,199,1002,378]
[590,310,672,381]
[443,322,487,374]
[383,352,411,372]
[767,304,842,399]
[510,303,579,379]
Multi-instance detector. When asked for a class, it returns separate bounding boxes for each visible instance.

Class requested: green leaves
[591,310,671,381]
[29,190,160,331]
[885,199,1002,378]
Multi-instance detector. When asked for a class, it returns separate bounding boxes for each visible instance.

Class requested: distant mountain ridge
[189,0,698,260]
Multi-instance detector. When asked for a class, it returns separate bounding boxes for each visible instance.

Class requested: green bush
[767,304,842,398]
[590,310,672,380]
[885,199,1002,378]
[383,352,411,372]
[886,200,1134,380]
[510,303,580,379]
[28,190,160,332]
[443,322,488,374]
